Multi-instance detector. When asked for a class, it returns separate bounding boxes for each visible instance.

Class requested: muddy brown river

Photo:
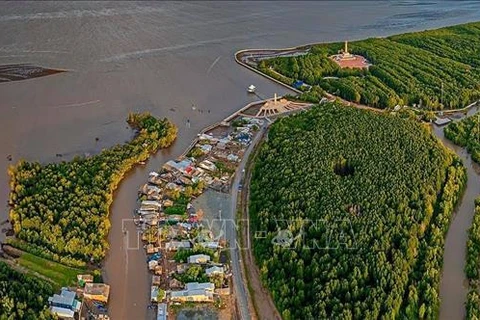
[2,2,480,319]
[433,108,480,320]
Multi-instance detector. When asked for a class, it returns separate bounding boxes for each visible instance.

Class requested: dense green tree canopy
[8,113,177,265]
[249,103,465,319]
[445,115,480,319]
[0,262,54,320]
[444,114,480,164]
[465,198,480,320]
[260,22,480,110]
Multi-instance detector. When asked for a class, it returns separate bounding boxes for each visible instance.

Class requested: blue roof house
[48,288,81,319]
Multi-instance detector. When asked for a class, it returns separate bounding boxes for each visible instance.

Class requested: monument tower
[342,41,353,59]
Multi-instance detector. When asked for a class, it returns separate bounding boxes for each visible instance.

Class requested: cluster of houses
[138,197,232,319]
[133,117,264,318]
[176,116,263,192]
[48,275,110,320]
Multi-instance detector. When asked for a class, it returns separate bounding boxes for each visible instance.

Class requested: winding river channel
[433,108,480,320]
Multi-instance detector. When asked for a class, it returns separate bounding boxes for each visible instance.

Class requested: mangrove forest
[444,113,480,164]
[7,112,177,266]
[0,261,54,319]
[249,102,465,319]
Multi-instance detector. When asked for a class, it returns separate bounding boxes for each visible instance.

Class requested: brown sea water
[2,2,480,319]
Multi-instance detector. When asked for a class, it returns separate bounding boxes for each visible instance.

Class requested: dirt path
[238,129,282,320]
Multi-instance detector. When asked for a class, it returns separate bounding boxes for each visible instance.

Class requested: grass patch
[17,252,86,288]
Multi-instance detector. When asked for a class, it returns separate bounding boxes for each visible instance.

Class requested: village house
[146,185,162,195]
[146,243,160,254]
[213,150,229,160]
[186,282,215,292]
[165,182,178,190]
[148,172,164,185]
[163,199,174,207]
[159,172,175,183]
[170,289,214,303]
[199,160,217,172]
[198,241,221,250]
[137,208,158,216]
[138,205,160,213]
[170,278,184,289]
[164,159,195,176]
[199,144,213,154]
[157,303,167,320]
[205,266,224,276]
[177,175,193,186]
[77,274,93,286]
[139,212,159,226]
[148,260,163,275]
[198,133,218,143]
[83,283,110,304]
[141,200,162,209]
[188,254,211,264]
[165,240,192,251]
[139,183,162,196]
[48,288,81,319]
[170,282,215,303]
[147,193,162,201]
[227,154,239,162]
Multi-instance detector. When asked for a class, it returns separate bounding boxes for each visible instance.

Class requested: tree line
[8,112,177,266]
[249,102,465,319]
[444,113,480,164]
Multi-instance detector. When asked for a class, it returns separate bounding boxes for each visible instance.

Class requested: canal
[433,107,480,320]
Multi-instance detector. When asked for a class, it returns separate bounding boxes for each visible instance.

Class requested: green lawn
[17,252,86,288]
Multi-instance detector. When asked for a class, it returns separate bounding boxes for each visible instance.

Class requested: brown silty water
[2,2,480,319]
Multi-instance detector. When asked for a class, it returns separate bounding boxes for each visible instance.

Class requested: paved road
[225,122,268,320]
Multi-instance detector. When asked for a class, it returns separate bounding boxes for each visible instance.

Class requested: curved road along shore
[227,122,269,320]
[236,46,480,319]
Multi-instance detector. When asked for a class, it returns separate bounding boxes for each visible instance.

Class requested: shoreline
[130,94,311,319]
[235,40,480,114]
[179,98,273,159]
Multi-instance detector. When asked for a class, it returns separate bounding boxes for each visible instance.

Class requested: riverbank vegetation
[444,114,480,163]
[445,115,480,319]
[8,112,177,266]
[259,22,480,110]
[0,261,54,319]
[249,103,465,319]
[465,198,480,319]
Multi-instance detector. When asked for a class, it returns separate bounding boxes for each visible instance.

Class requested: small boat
[247,85,256,93]
[139,161,146,165]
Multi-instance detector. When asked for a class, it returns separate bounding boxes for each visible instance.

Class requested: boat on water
[247,85,256,93]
